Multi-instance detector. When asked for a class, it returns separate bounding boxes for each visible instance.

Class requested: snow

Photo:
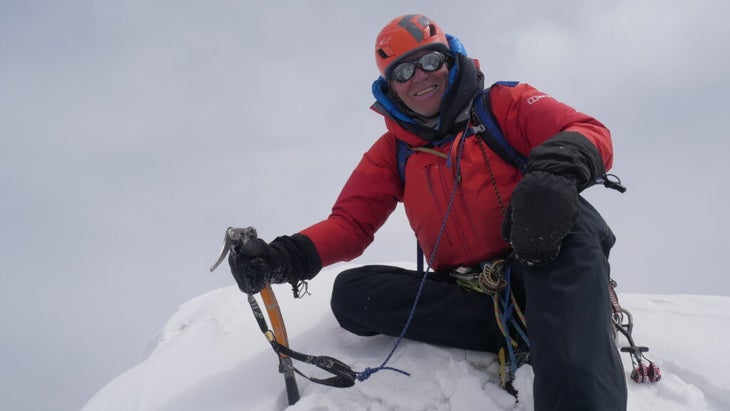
[82,263,730,411]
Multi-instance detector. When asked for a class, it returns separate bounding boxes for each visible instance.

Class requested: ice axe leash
[210,227,300,404]
[211,227,384,405]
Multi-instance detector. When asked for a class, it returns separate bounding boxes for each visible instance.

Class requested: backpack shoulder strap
[474,82,527,173]
[396,139,412,182]
[396,136,452,182]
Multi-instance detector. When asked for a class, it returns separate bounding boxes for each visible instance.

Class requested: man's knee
[331,266,372,312]
[330,266,381,336]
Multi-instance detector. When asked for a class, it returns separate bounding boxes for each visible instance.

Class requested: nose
[411,66,430,81]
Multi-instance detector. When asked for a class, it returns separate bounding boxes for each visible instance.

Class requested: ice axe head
[209,226,258,272]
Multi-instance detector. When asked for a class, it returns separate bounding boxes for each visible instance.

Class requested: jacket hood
[370,34,484,144]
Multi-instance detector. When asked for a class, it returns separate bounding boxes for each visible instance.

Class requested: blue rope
[494,264,529,376]
[357,125,470,382]
[355,266,431,381]
[510,317,530,348]
[502,265,528,347]
[497,268,518,375]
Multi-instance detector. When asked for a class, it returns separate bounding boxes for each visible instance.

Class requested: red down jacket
[301,82,613,271]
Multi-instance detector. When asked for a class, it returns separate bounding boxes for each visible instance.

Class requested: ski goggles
[389,51,449,83]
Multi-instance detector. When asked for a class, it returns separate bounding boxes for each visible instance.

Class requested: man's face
[389,50,449,118]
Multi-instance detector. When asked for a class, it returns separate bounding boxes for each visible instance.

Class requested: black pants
[330,198,627,410]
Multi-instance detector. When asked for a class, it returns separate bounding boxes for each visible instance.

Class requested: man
[228,14,627,410]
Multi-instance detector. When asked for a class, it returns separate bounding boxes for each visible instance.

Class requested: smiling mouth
[414,85,437,97]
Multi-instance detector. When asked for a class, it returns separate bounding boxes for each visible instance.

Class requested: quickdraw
[609,278,662,383]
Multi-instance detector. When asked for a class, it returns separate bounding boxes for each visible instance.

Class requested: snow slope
[83,264,730,411]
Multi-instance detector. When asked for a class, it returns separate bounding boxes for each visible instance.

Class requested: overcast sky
[2,1,729,410]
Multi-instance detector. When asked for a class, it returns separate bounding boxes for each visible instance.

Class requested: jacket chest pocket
[402,152,474,261]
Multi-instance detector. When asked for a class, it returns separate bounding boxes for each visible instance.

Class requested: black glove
[228,234,322,294]
[502,132,605,266]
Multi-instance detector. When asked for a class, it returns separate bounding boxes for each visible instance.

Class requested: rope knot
[356,365,410,382]
[356,367,375,382]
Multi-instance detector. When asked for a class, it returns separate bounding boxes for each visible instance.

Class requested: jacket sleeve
[489,82,613,171]
[299,134,402,268]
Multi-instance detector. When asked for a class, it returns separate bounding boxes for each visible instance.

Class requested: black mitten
[228,234,322,294]
[502,132,604,266]
[502,171,579,266]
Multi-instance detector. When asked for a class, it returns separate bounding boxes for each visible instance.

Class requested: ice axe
[210,227,300,405]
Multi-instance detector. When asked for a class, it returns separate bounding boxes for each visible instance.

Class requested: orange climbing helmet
[375,14,450,79]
